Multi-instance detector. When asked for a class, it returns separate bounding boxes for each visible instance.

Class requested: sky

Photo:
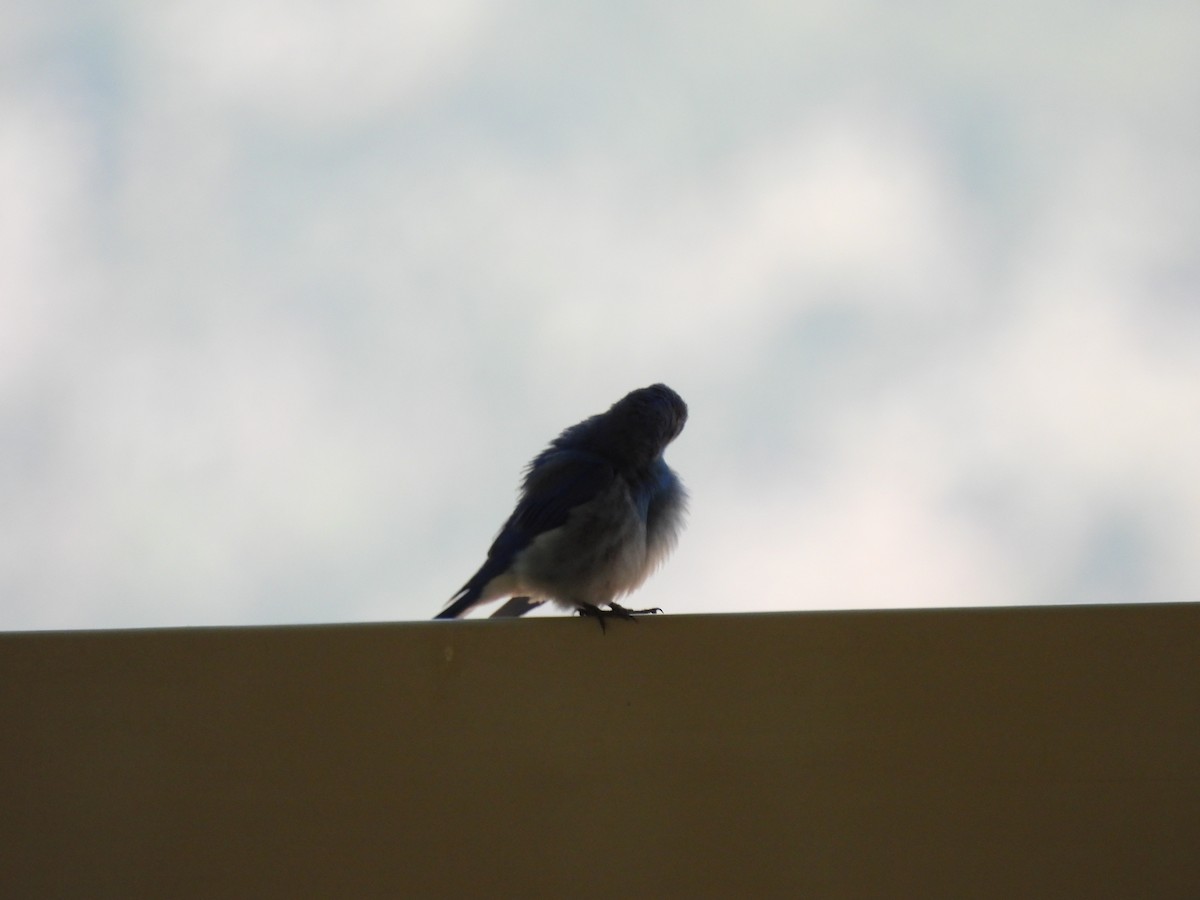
[2,1,1199,630]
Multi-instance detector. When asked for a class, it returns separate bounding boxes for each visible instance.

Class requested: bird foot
[575,602,663,632]
[610,601,663,617]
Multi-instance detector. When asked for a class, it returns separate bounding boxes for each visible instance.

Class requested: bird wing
[437,452,615,620]
[488,450,616,562]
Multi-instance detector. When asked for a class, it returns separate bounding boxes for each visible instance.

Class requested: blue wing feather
[507,450,615,542]
[435,451,615,619]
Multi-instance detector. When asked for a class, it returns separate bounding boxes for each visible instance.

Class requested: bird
[435,383,688,628]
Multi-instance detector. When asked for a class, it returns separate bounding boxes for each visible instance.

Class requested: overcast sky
[3,1,1199,630]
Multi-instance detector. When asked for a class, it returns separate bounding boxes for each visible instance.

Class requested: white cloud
[2,1,1198,628]
[0,96,98,389]
[139,0,493,128]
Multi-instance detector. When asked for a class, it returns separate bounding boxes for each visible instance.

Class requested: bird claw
[575,602,663,632]
[609,601,663,617]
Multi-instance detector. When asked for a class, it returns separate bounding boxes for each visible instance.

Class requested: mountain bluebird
[435,384,688,627]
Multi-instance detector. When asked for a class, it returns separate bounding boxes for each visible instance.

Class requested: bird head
[605,383,688,466]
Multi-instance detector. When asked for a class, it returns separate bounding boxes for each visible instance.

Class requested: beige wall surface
[2,604,1198,898]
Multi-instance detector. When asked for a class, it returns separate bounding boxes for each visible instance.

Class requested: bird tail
[434,556,512,619]
[489,596,541,618]
[434,583,481,619]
